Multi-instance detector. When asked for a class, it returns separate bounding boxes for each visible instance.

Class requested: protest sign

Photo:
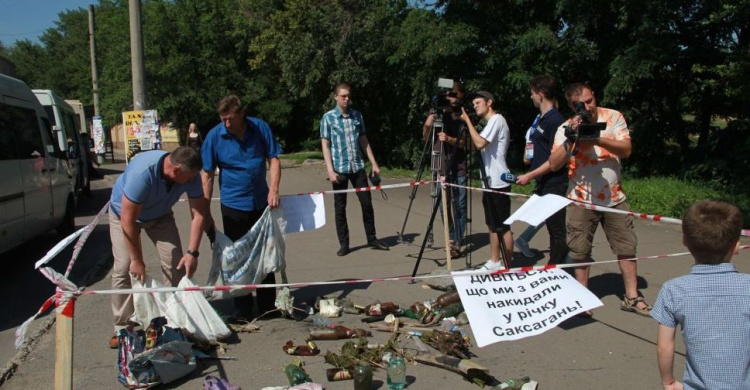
[452,269,602,347]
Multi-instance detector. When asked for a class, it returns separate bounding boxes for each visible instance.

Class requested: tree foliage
[4,0,748,188]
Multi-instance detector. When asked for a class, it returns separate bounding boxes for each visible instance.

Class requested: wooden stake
[441,186,452,271]
[54,297,75,390]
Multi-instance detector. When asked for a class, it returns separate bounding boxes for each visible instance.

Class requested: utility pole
[129,0,146,110]
[88,4,104,165]
[88,5,100,116]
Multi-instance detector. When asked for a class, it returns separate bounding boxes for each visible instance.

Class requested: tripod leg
[397,133,433,243]
[411,187,443,279]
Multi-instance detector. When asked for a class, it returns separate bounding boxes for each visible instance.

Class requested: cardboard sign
[452,269,602,347]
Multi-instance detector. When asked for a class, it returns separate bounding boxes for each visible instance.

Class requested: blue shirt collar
[219,117,252,141]
[690,263,737,274]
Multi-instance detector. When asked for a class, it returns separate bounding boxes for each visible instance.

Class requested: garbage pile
[118,287,538,389]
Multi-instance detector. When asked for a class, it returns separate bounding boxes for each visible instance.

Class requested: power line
[0,29,47,37]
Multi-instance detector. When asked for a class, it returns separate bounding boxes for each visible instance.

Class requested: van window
[0,104,44,159]
[43,106,57,126]
[0,105,20,160]
[39,117,64,158]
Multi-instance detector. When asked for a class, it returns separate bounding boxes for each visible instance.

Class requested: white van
[0,75,76,254]
[33,90,89,199]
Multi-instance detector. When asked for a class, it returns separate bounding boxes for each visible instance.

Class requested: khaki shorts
[567,201,637,261]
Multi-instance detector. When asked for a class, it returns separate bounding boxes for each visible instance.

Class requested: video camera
[431,78,475,120]
[564,101,605,142]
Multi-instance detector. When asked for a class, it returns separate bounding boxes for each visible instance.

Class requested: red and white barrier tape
[181,177,747,238]
[64,202,110,277]
[80,245,750,296]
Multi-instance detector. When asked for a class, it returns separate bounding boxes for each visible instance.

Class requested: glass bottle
[284,363,311,386]
[496,376,530,390]
[386,356,406,390]
[352,362,373,390]
[435,291,461,308]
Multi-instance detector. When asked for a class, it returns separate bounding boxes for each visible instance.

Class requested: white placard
[504,193,572,227]
[452,268,602,347]
[279,193,325,234]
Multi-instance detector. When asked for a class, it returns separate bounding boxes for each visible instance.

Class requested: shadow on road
[0,183,114,333]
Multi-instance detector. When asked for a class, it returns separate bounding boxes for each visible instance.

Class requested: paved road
[1,157,748,389]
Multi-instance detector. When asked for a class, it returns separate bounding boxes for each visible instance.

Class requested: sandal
[450,247,461,259]
[621,296,652,317]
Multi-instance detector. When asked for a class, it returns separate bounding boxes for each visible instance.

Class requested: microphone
[500,172,516,184]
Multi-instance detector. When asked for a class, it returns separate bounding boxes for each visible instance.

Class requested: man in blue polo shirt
[201,94,282,320]
[108,146,209,348]
[321,82,389,257]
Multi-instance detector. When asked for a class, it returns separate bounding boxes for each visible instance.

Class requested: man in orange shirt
[549,82,650,317]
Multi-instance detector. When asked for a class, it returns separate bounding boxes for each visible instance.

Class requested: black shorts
[482,186,511,232]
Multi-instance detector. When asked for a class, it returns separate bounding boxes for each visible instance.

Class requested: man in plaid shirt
[320,82,389,256]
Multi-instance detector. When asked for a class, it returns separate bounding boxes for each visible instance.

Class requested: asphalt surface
[1,155,748,390]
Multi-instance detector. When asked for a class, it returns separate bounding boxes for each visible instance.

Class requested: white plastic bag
[132,276,231,343]
[206,207,286,301]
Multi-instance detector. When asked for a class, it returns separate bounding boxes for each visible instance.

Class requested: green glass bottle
[284,363,312,386]
[353,362,373,390]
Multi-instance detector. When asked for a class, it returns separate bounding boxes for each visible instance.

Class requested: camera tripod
[397,112,459,248]
[410,127,510,278]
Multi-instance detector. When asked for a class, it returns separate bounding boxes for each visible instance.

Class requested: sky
[0,0,94,47]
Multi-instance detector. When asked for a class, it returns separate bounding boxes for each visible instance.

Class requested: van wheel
[57,196,76,236]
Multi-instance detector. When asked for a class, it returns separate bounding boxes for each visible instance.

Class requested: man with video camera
[549,82,650,317]
[421,81,468,258]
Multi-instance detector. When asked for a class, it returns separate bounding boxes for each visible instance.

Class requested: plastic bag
[117,317,197,389]
[206,207,286,301]
[132,276,231,343]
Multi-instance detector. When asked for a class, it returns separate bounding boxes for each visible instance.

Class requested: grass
[282,151,748,224]
[281,151,323,164]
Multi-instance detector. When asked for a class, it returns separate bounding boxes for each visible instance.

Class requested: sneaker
[515,237,534,258]
[480,260,506,271]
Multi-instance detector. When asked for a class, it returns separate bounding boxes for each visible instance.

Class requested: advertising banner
[123,109,160,163]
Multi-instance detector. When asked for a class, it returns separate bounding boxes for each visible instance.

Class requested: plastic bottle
[435,291,461,308]
[284,363,312,386]
[386,356,406,390]
[352,362,373,390]
[312,314,335,329]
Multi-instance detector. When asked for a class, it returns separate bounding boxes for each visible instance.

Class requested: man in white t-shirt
[461,91,513,270]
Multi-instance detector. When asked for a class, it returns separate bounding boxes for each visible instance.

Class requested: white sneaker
[481,260,506,271]
[515,237,534,258]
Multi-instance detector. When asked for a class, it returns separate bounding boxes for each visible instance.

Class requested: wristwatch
[186,249,199,258]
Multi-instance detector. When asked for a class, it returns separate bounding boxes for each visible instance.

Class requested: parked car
[0,74,76,254]
[33,89,89,200]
